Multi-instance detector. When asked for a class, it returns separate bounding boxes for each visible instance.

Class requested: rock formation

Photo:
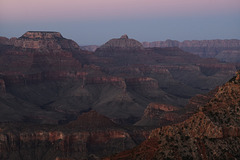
[0,32,239,159]
[135,103,180,126]
[0,32,237,124]
[107,71,240,160]
[142,39,240,63]
[96,35,144,54]
[8,31,81,51]
[0,110,151,160]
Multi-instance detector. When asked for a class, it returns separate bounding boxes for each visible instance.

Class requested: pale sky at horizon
[0,0,240,45]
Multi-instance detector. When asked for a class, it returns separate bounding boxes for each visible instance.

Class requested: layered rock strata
[107,71,240,160]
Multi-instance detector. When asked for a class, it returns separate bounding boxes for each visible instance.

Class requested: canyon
[0,31,239,159]
[107,71,240,160]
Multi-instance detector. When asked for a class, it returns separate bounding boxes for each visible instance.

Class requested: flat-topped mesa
[97,34,144,50]
[12,31,80,50]
[20,31,63,39]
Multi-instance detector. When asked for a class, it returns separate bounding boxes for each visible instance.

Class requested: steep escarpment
[143,39,240,63]
[108,71,240,160]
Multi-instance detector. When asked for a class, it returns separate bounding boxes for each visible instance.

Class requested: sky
[0,0,240,45]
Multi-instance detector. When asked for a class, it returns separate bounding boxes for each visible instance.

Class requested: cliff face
[108,71,240,160]
[0,110,151,160]
[143,39,240,63]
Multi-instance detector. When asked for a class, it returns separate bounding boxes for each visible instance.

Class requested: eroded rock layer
[0,110,151,160]
[107,71,240,160]
[0,33,237,124]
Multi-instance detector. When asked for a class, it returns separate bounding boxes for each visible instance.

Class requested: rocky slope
[107,71,240,160]
[143,39,240,63]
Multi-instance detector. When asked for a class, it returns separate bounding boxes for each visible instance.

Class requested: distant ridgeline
[142,39,240,63]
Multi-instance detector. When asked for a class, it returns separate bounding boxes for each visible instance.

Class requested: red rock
[135,103,181,126]
[108,71,240,159]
